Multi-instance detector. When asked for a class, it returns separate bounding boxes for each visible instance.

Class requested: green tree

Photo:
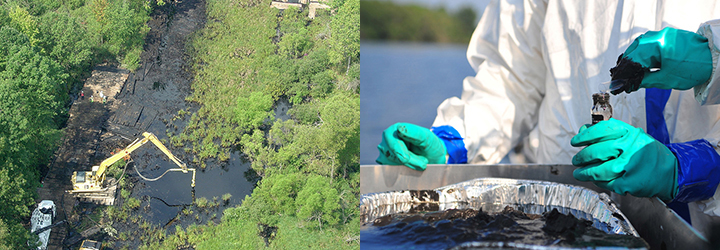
[0,8,10,27]
[23,0,61,16]
[8,6,39,46]
[0,27,30,71]
[0,0,156,248]
[329,0,359,70]
[360,0,476,44]
[278,28,312,59]
[321,93,360,178]
[2,45,69,123]
[0,215,27,250]
[268,173,302,215]
[87,0,149,70]
[454,6,477,38]
[0,218,12,250]
[38,11,93,82]
[104,0,149,70]
[0,24,69,248]
[296,175,340,229]
[233,91,274,131]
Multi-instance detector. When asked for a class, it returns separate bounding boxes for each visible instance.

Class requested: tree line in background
[361,0,477,44]
[145,0,360,248]
[0,0,153,248]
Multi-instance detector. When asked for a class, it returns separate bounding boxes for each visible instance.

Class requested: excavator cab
[75,171,86,184]
[79,239,102,250]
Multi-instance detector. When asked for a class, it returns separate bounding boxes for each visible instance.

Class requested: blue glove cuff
[431,125,467,164]
[667,139,720,203]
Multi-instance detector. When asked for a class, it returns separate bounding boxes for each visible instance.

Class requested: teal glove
[609,27,713,94]
[376,123,447,171]
[571,118,678,201]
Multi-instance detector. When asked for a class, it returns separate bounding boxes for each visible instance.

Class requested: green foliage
[361,0,477,44]
[150,0,360,248]
[0,29,67,247]
[22,0,61,16]
[270,216,359,249]
[296,175,340,229]
[278,28,312,59]
[221,193,232,203]
[328,0,359,67]
[8,6,40,46]
[0,27,30,69]
[0,0,155,248]
[0,218,14,250]
[196,197,209,208]
[121,45,142,71]
[37,11,93,83]
[124,197,141,210]
[86,0,150,70]
[233,91,274,131]
[288,101,321,125]
[107,158,127,179]
[121,188,131,199]
[104,1,148,53]
[252,92,359,178]
[0,9,9,27]
[247,172,303,217]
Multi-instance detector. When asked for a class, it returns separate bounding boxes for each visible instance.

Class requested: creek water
[129,149,253,225]
[360,42,473,165]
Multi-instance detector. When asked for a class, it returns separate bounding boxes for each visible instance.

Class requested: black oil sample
[361,206,648,249]
[591,93,612,125]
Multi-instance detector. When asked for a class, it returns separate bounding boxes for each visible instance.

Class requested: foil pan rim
[360,177,640,238]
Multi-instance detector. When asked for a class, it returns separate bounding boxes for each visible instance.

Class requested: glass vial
[591,93,612,125]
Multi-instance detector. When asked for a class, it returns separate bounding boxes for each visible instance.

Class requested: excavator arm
[71,131,195,196]
[94,137,149,184]
[143,132,188,173]
[95,132,188,184]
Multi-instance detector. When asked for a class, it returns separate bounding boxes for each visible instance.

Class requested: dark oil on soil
[361,206,648,249]
[51,0,262,248]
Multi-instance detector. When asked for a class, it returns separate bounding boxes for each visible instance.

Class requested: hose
[133,164,177,181]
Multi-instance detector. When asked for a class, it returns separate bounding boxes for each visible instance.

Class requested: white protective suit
[431,0,720,237]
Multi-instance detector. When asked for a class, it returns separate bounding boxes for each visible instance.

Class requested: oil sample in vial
[591,93,612,125]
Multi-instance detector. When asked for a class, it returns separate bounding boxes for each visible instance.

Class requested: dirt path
[37,66,129,250]
[37,0,206,248]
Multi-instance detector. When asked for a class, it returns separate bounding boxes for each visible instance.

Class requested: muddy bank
[36,64,129,250]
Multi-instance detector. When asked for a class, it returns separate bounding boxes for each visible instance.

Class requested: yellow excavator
[70,132,195,193]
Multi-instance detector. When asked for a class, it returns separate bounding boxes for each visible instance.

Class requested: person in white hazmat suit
[376,0,720,238]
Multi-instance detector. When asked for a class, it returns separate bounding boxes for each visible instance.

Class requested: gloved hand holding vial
[375,0,720,237]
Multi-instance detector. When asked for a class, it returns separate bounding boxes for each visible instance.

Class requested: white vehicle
[30,200,55,250]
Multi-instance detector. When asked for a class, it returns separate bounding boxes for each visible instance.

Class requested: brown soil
[36,0,206,249]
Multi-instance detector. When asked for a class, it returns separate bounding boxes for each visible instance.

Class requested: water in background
[360,42,475,164]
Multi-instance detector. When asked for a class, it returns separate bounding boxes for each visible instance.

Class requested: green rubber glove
[610,27,713,94]
[571,118,678,201]
[376,123,447,171]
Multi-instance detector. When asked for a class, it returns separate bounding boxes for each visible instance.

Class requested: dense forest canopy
[0,0,156,248]
[361,0,476,44]
[0,0,359,248]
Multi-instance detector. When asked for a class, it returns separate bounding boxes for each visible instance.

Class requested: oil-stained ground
[32,0,258,249]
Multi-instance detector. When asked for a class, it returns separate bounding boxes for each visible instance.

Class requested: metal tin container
[362,178,643,249]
